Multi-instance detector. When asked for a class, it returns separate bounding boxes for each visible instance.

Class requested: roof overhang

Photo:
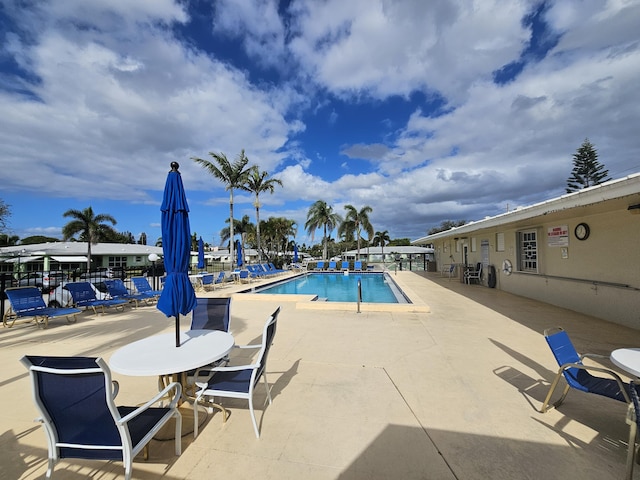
[51,256,88,263]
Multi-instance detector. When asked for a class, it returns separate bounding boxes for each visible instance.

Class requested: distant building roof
[342,246,434,255]
[0,242,163,258]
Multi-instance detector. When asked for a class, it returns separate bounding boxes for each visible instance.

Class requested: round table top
[109,329,234,376]
[610,348,640,377]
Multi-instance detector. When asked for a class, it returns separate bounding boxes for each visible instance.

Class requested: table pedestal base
[154,404,208,440]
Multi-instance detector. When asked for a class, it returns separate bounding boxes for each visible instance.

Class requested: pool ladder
[357,278,362,313]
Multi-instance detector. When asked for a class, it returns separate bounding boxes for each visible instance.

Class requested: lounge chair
[341,261,349,271]
[104,279,154,307]
[327,261,337,271]
[268,263,285,274]
[200,274,215,291]
[353,261,362,271]
[540,327,632,413]
[21,355,181,480]
[314,261,325,271]
[65,281,128,314]
[193,307,280,438]
[131,276,162,297]
[3,286,80,329]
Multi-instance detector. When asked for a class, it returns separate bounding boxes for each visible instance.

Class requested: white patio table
[611,348,640,377]
[109,329,234,438]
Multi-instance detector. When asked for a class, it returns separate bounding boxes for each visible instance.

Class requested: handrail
[529,273,639,291]
[357,278,362,313]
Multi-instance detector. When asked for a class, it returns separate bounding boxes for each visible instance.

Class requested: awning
[51,256,88,263]
[4,256,43,264]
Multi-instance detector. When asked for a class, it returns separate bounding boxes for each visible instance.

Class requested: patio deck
[2,270,639,479]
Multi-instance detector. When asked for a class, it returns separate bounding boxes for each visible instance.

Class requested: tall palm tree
[62,206,117,271]
[193,149,252,266]
[305,200,342,260]
[243,166,282,262]
[338,205,374,260]
[372,230,391,263]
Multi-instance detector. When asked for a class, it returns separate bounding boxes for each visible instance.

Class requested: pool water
[255,273,406,303]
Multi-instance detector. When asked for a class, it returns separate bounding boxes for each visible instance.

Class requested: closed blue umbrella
[236,240,243,268]
[197,237,205,270]
[293,244,299,263]
[157,162,197,347]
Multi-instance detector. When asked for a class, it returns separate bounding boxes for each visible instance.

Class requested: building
[412,173,640,328]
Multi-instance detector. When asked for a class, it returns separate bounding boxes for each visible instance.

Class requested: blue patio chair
[193,307,280,438]
[353,261,362,271]
[341,261,349,271]
[190,297,231,332]
[200,274,215,291]
[21,355,181,480]
[238,270,252,283]
[131,276,162,297]
[541,327,631,413]
[327,261,337,271]
[213,271,227,288]
[268,263,285,274]
[65,281,128,314]
[314,261,325,271]
[4,286,81,329]
[104,279,154,307]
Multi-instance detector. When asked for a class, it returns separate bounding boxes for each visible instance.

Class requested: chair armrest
[558,362,630,402]
[111,380,120,399]
[234,343,261,350]
[580,353,610,361]
[117,381,182,424]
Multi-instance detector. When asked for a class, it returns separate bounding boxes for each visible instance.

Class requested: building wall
[433,206,640,328]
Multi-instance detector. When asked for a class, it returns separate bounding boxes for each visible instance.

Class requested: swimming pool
[254,272,409,303]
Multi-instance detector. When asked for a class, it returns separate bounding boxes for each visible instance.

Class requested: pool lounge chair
[65,281,128,315]
[341,261,349,271]
[131,276,162,297]
[327,261,337,271]
[3,286,81,329]
[314,261,325,271]
[353,261,362,271]
[104,279,154,307]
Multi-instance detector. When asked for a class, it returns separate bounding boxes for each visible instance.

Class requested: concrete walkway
[2,271,639,479]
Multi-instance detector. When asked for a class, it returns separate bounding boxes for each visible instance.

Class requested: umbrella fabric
[157,168,196,320]
[197,237,205,270]
[236,240,243,268]
[293,244,299,263]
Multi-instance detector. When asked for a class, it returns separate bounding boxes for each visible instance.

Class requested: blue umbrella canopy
[293,244,299,263]
[197,236,205,270]
[157,162,196,347]
[236,239,243,267]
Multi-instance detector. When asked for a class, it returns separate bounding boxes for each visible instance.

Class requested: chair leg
[248,395,260,438]
[626,405,637,480]
[540,372,570,412]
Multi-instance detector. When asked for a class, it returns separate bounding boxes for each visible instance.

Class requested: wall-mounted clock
[574,223,590,241]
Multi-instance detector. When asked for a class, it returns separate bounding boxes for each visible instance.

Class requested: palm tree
[305,201,342,260]
[261,217,296,263]
[220,215,255,263]
[62,206,117,271]
[193,149,252,267]
[244,166,282,262]
[372,230,391,263]
[338,205,374,260]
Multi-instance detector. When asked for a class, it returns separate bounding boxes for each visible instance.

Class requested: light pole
[148,253,159,290]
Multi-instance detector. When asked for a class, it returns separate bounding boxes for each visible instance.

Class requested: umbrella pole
[176,314,180,347]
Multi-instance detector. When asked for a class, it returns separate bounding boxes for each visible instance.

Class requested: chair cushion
[118,406,172,447]
[207,368,253,394]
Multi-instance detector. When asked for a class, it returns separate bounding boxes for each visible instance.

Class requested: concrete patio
[2,270,639,479]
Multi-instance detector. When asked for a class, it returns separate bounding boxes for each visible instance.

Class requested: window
[517,230,538,272]
[496,233,505,252]
[108,256,127,268]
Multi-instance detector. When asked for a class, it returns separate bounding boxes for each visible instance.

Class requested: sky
[1,0,639,248]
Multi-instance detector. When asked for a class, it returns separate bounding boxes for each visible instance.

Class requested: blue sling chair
[192,307,280,439]
[21,355,181,480]
[541,327,631,413]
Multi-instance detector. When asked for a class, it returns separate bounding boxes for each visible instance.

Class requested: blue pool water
[255,273,407,303]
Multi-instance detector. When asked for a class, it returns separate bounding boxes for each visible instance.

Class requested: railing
[357,278,362,313]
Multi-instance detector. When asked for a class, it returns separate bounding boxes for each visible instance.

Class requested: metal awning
[51,256,88,263]
[4,256,43,264]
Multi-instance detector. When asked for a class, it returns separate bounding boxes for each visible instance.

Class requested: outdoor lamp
[148,253,159,289]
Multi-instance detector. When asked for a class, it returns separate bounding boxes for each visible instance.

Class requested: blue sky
[1,0,639,247]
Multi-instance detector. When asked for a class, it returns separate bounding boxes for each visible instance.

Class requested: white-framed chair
[21,355,181,480]
[464,263,482,284]
[193,307,280,438]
